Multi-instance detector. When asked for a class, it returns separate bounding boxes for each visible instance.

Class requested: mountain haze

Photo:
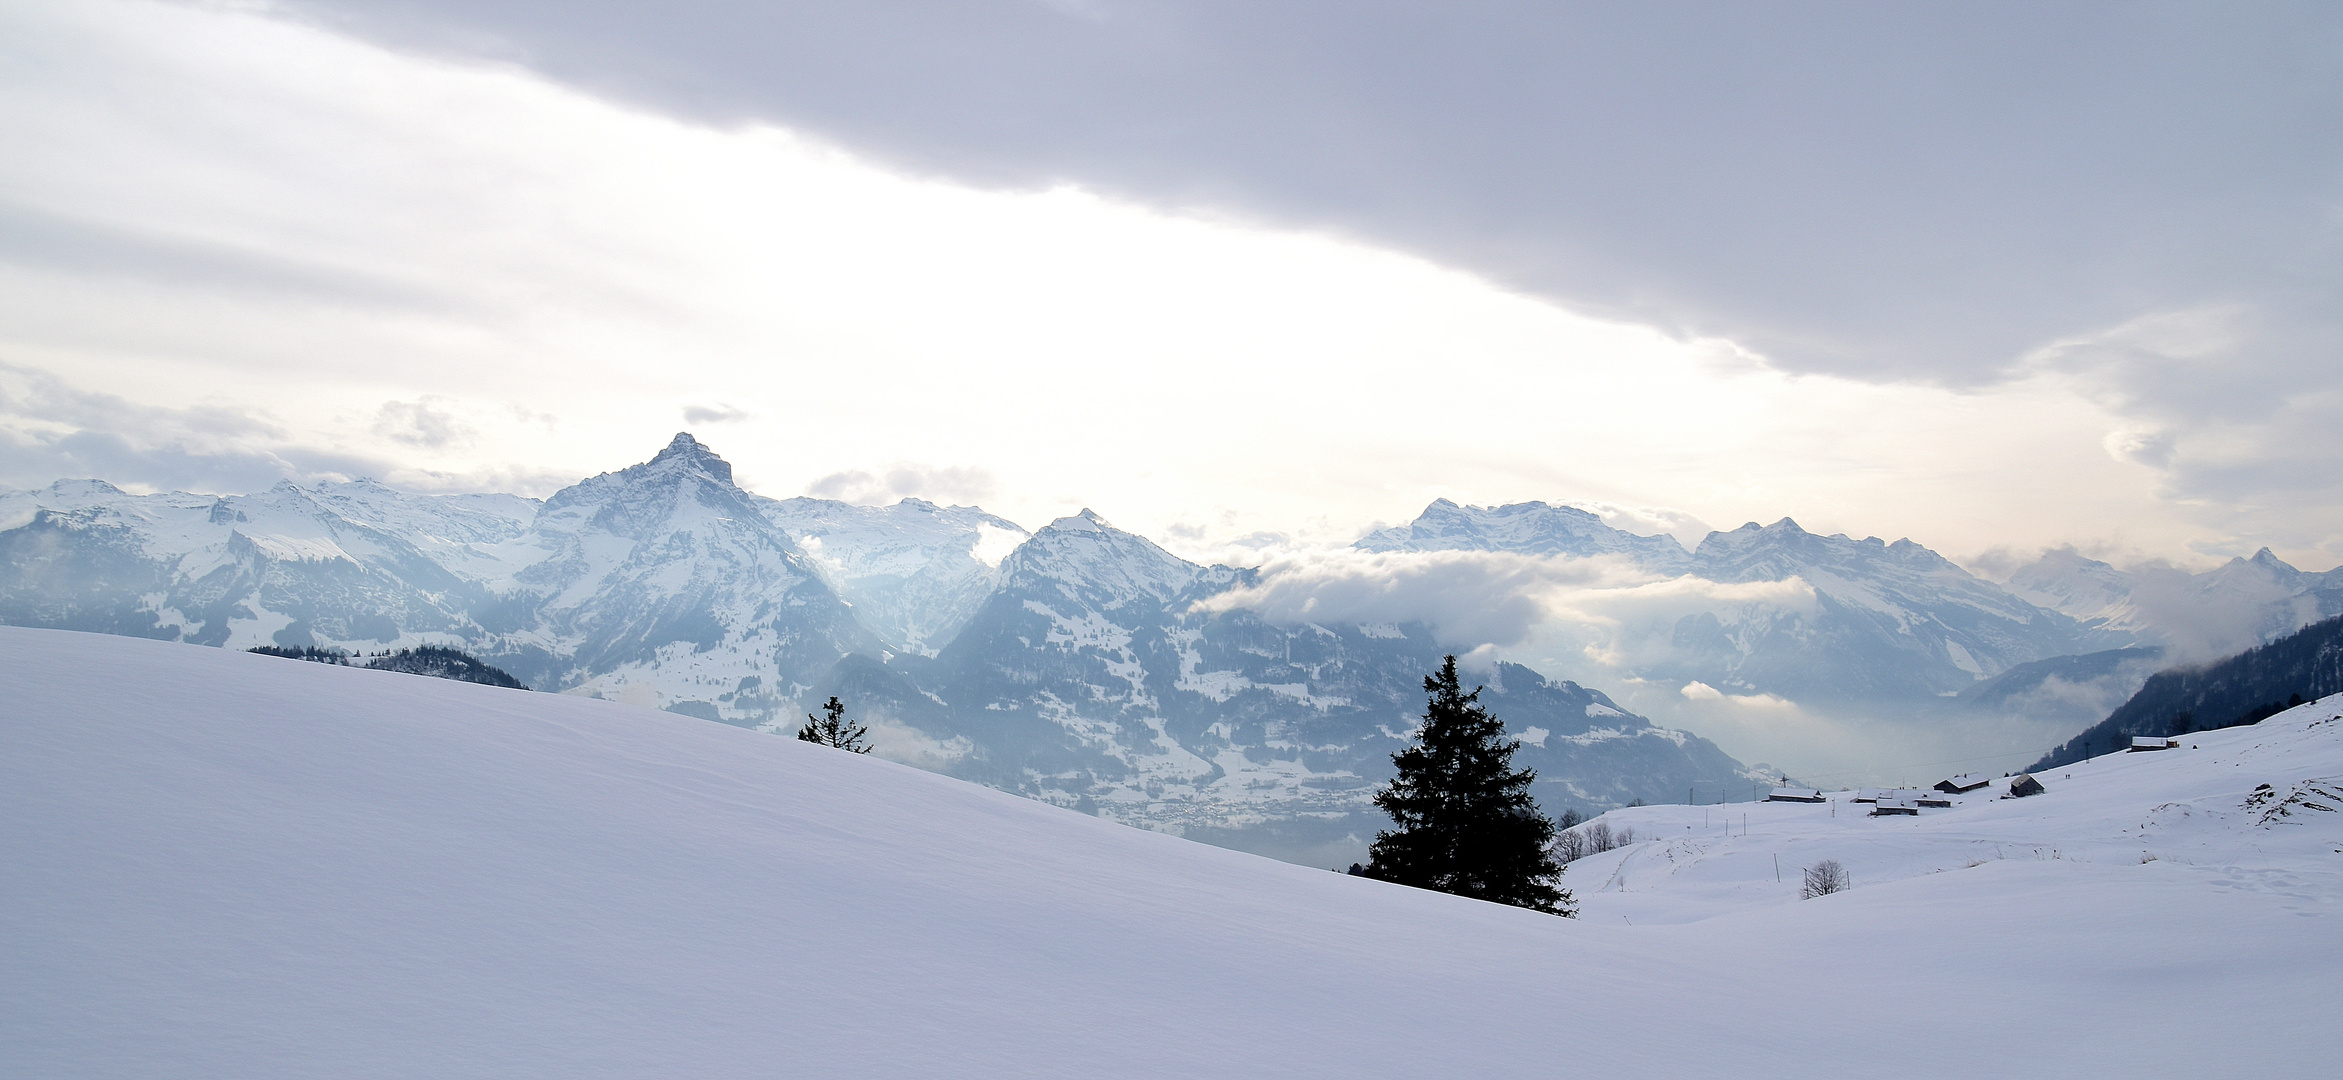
[0,437,1755,863]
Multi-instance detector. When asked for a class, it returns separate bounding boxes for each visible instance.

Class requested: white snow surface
[1567,713,2343,933]
[4,625,2338,1078]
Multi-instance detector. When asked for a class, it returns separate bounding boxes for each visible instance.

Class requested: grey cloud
[0,204,461,314]
[681,404,749,425]
[291,0,2343,385]
[2,428,295,495]
[282,0,2343,549]
[0,362,426,494]
[2116,561,2326,663]
[373,398,474,448]
[807,463,999,505]
[1195,547,1811,655]
[0,362,283,444]
[1197,549,1583,649]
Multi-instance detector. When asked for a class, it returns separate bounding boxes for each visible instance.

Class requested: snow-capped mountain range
[1357,497,1695,570]
[0,436,1751,863]
[1378,499,2343,717]
[8,435,2337,860]
[2000,544,2343,659]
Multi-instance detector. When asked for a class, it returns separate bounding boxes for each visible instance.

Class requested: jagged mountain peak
[646,431,733,483]
[539,433,759,534]
[1696,517,1985,585]
[43,478,128,500]
[2205,547,2307,585]
[1705,517,1809,542]
[1357,497,1691,569]
[1042,508,1114,532]
[1003,508,1198,607]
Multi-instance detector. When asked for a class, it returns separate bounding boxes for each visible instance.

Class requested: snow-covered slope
[3,626,2334,1078]
[756,495,1028,655]
[1562,698,2343,931]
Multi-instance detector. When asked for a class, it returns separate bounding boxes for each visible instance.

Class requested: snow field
[1566,710,2343,926]
[3,626,2337,1078]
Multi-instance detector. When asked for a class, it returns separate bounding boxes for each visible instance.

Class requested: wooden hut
[1767,787,1827,803]
[1869,800,1919,816]
[2129,736,2178,752]
[2008,773,2047,798]
[1934,774,1992,794]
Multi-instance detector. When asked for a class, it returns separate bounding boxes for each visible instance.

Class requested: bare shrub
[1801,859,1851,899]
[1553,829,1588,864]
[1584,820,1614,854]
[1614,826,1635,847]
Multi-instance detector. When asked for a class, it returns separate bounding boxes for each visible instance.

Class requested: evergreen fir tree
[796,696,871,753]
[1363,656,1573,915]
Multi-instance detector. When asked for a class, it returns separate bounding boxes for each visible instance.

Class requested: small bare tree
[1614,826,1635,847]
[1584,820,1614,854]
[1554,828,1588,864]
[1801,859,1851,899]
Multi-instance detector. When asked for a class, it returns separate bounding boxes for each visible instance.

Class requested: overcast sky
[4,0,2341,561]
[9,0,2340,775]
[6,0,2340,571]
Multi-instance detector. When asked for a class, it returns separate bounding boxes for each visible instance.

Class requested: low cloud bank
[1194,546,2084,785]
[806,463,999,506]
[1196,547,1812,658]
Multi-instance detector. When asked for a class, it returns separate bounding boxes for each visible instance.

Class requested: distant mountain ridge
[19,437,2329,861]
[756,494,1027,656]
[2029,615,2343,771]
[1357,498,1693,570]
[1359,500,2132,706]
[2000,545,2343,659]
[0,437,1756,865]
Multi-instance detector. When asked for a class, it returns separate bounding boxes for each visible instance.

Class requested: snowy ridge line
[3,626,2338,1078]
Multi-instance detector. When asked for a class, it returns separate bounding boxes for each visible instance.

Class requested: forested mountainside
[2030,615,2343,770]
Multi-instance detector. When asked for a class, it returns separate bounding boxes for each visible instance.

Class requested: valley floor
[3,626,2336,1078]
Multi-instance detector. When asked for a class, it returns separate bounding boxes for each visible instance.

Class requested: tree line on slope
[248,644,528,690]
[2030,614,2343,771]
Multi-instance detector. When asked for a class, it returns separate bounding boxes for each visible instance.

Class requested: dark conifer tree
[796,696,871,753]
[1363,656,1573,915]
